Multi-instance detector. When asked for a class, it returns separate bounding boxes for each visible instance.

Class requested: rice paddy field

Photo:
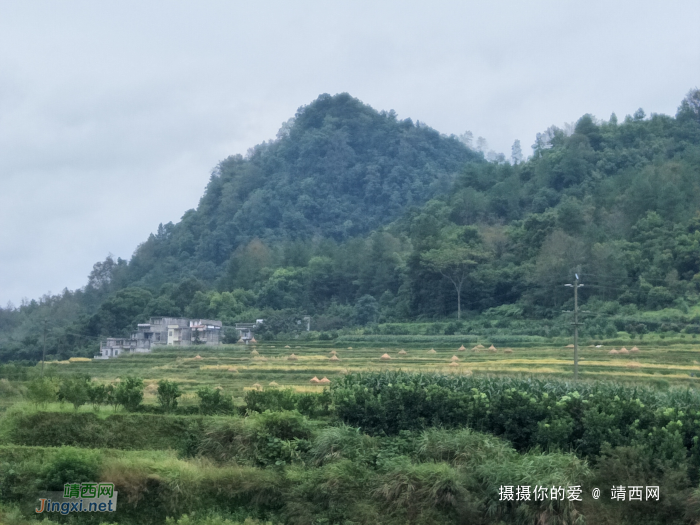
[32,340,700,405]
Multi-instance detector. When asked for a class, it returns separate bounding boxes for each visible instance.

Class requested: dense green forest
[1,90,700,361]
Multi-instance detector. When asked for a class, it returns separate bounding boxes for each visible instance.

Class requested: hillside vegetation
[1,90,700,361]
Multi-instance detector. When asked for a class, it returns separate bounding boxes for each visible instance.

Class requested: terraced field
[37,341,700,405]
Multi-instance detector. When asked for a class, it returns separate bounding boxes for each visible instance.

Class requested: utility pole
[42,318,47,377]
[565,275,584,380]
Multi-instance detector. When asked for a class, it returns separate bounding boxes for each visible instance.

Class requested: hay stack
[250,337,257,343]
[288,354,298,361]
[310,376,320,384]
[319,377,331,384]
[194,355,202,360]
[608,349,619,355]
[471,346,480,351]
[285,345,291,348]
[250,349,259,356]
[451,355,460,362]
[329,350,337,355]
[476,344,485,349]
[329,355,340,362]
[619,348,629,355]
[268,381,279,387]
[458,345,467,351]
[504,348,513,354]
[488,345,497,353]
[566,344,574,348]
[631,346,640,353]
[398,349,407,355]
[252,383,262,391]
[347,347,353,350]
[449,361,460,367]
[428,348,437,354]
[380,353,391,361]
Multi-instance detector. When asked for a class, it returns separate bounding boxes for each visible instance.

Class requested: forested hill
[124,93,481,288]
[2,90,700,361]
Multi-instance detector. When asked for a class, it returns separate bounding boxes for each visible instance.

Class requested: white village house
[95,316,223,359]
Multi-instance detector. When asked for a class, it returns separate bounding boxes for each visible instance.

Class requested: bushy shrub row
[330,372,700,468]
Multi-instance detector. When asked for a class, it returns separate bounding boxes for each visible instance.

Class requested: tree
[58,375,90,410]
[677,88,700,123]
[458,130,474,149]
[422,238,484,319]
[353,294,379,325]
[105,384,119,411]
[197,387,233,415]
[157,380,181,411]
[511,139,523,165]
[87,383,107,410]
[26,377,57,407]
[115,376,144,411]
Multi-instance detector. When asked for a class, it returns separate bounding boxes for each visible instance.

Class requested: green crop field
[3,342,700,525]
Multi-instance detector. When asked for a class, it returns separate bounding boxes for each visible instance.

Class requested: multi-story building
[95,317,222,359]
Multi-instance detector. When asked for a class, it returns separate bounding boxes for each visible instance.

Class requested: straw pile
[252,383,262,391]
[268,381,279,387]
[250,349,259,356]
[329,355,340,361]
[488,345,497,353]
[380,353,391,361]
[310,376,320,384]
[451,355,460,362]
[458,345,467,351]
[449,361,459,367]
[428,348,437,354]
[288,354,298,361]
[504,348,513,354]
[398,349,407,355]
[194,355,202,360]
[619,347,629,355]
[609,349,619,355]
[631,346,640,353]
[319,377,331,384]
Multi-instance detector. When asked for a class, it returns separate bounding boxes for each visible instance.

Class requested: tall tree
[422,238,485,319]
[511,139,523,164]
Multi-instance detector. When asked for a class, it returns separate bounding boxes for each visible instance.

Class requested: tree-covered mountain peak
[128,93,481,285]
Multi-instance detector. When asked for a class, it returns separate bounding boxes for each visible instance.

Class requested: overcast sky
[1,0,698,306]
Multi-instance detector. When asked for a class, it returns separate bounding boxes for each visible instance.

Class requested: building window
[169,331,173,337]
